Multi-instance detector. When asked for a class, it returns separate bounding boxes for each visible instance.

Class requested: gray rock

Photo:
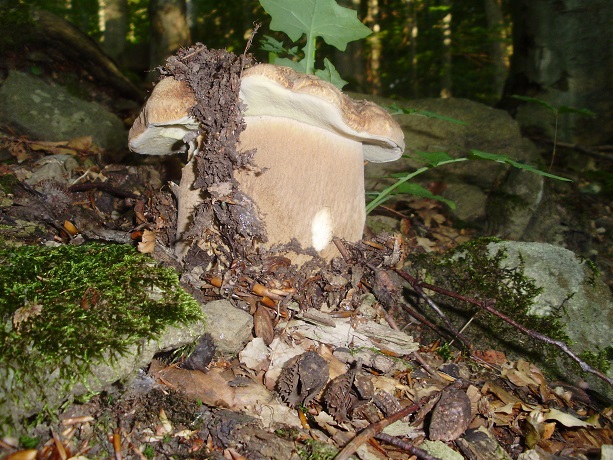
[442,183,488,222]
[201,299,254,355]
[0,70,126,150]
[0,315,205,434]
[358,95,546,237]
[487,241,613,398]
[25,154,79,185]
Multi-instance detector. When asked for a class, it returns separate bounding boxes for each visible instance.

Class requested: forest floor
[1,132,612,460]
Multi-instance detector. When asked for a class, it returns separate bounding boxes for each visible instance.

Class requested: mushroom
[128,64,404,263]
[129,77,199,156]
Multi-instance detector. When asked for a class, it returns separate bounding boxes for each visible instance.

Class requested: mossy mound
[0,243,204,435]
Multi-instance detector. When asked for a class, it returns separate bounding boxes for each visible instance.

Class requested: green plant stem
[550,112,559,171]
[366,166,428,214]
[365,158,468,214]
[304,34,316,74]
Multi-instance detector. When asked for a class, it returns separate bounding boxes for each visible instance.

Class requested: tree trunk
[100,0,128,61]
[440,1,452,98]
[402,0,419,98]
[366,0,382,95]
[333,0,366,91]
[23,8,142,101]
[502,0,613,145]
[483,0,508,99]
[148,0,191,80]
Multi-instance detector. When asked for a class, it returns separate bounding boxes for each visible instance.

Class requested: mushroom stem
[173,158,203,260]
[236,115,366,261]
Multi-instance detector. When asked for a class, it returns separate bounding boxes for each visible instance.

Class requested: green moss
[410,238,571,367]
[299,439,338,460]
[19,435,40,449]
[580,349,611,374]
[0,243,203,431]
[0,173,19,194]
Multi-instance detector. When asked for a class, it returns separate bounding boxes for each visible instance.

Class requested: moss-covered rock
[410,238,612,399]
[0,243,205,436]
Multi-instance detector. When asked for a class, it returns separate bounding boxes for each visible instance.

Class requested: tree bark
[483,0,508,99]
[148,0,191,80]
[24,8,142,101]
[100,0,128,61]
[439,0,452,98]
[502,0,613,145]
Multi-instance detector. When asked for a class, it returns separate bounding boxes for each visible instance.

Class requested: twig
[68,182,139,199]
[411,351,446,382]
[396,270,470,349]
[335,395,436,460]
[244,22,261,55]
[333,237,353,262]
[531,136,613,162]
[396,269,613,389]
[178,44,206,61]
[374,432,441,460]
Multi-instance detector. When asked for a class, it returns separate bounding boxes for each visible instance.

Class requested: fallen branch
[375,432,441,460]
[396,269,613,389]
[335,394,438,460]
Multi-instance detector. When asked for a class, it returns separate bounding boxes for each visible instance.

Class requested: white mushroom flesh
[236,116,366,260]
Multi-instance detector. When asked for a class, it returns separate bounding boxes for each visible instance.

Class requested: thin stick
[396,269,613,389]
[375,432,442,460]
[397,270,470,348]
[335,395,436,460]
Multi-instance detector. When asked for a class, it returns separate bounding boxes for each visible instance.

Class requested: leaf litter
[0,44,612,459]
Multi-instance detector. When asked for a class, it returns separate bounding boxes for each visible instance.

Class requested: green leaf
[512,95,597,118]
[260,35,300,57]
[259,0,371,74]
[414,151,455,166]
[386,103,467,125]
[392,182,456,209]
[469,150,572,181]
[557,106,596,117]
[511,95,556,113]
[315,58,348,89]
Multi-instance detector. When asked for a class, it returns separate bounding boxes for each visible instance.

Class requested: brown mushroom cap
[240,64,405,163]
[128,77,198,155]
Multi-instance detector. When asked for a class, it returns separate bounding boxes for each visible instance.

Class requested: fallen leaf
[138,229,156,253]
[13,302,43,330]
[541,408,595,428]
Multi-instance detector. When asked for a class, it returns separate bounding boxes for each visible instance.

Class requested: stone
[0,70,126,150]
[488,241,612,347]
[358,95,546,239]
[488,241,612,398]
[201,299,254,355]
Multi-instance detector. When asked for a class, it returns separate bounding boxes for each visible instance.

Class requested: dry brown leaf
[415,236,436,252]
[29,136,96,156]
[156,366,236,408]
[4,450,39,460]
[67,136,93,150]
[473,349,507,365]
[9,142,30,163]
[13,302,43,330]
[138,229,156,253]
[254,305,274,346]
[540,408,596,428]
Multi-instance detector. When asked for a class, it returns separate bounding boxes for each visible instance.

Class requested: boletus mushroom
[129,63,404,264]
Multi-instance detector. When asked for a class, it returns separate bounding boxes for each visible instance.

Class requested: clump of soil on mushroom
[157,45,266,263]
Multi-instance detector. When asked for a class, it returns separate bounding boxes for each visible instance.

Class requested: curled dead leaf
[138,229,156,253]
[254,305,274,346]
